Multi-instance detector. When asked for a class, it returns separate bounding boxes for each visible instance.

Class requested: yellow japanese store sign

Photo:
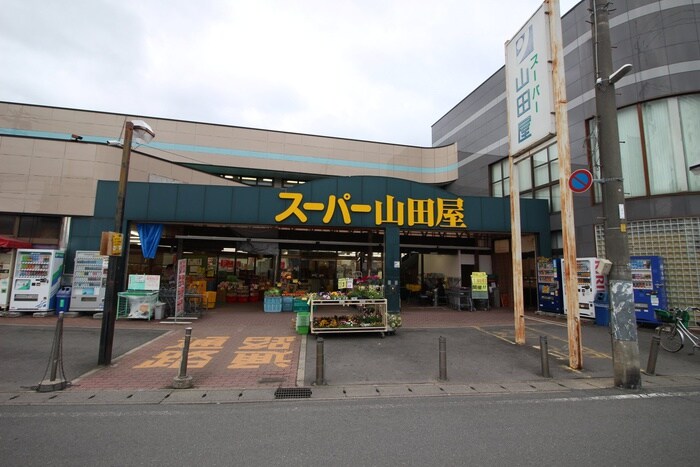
[274,193,467,228]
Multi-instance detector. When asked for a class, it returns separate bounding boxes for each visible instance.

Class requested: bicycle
[655,307,700,354]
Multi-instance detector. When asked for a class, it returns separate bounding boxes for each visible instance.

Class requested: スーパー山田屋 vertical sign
[505,4,555,155]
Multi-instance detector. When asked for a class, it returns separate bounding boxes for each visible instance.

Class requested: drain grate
[274,387,312,399]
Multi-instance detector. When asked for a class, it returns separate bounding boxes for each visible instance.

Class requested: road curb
[2,373,699,406]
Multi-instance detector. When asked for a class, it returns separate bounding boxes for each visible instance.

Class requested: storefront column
[383,225,401,312]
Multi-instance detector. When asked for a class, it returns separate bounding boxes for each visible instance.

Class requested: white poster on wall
[505,3,555,156]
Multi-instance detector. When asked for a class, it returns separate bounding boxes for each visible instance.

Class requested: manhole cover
[274,387,312,399]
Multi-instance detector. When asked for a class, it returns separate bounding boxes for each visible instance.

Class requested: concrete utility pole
[591,0,641,389]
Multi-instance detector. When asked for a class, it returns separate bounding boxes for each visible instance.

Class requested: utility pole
[98,121,134,366]
[591,0,641,389]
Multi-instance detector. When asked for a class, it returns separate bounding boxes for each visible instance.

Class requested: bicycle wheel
[657,324,683,353]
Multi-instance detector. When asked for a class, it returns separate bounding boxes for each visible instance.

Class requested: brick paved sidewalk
[69,303,302,391]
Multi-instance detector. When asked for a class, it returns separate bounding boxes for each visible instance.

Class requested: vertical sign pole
[509,156,525,344]
[549,0,582,369]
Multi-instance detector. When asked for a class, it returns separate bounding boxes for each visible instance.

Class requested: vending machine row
[536,256,666,324]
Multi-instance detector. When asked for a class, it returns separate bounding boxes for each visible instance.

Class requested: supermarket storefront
[68,176,551,312]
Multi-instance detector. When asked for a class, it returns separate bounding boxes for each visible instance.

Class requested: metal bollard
[315,337,326,385]
[438,336,447,381]
[540,336,551,378]
[49,311,65,382]
[37,311,69,392]
[645,335,661,375]
[172,327,194,389]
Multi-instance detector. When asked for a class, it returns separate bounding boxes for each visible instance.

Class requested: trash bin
[56,287,72,314]
[594,292,609,326]
[154,301,165,320]
[296,311,310,335]
[490,287,500,308]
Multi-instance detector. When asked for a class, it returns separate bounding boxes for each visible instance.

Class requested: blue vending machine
[631,256,667,324]
[537,258,564,313]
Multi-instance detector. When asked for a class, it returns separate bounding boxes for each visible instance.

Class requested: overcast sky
[1,0,581,147]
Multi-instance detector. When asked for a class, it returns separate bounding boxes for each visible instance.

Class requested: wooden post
[509,156,525,345]
[548,0,582,369]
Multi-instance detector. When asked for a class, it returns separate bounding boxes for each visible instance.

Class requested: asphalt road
[0,325,166,391]
[1,387,698,466]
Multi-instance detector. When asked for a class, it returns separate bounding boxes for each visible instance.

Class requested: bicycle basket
[654,309,674,323]
[680,309,691,328]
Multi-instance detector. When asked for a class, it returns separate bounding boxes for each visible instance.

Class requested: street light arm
[130,120,155,144]
[596,63,633,87]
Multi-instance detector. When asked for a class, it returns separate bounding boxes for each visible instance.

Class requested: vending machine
[576,258,607,318]
[631,255,667,324]
[537,257,564,313]
[0,250,18,310]
[70,250,109,313]
[563,257,608,319]
[9,249,65,312]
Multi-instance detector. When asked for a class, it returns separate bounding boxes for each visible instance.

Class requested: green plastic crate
[293,298,310,312]
[296,311,310,334]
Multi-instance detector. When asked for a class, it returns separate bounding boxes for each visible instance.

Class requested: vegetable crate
[264,296,282,312]
[293,298,310,312]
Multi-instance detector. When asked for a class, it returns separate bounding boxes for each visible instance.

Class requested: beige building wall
[0,102,458,217]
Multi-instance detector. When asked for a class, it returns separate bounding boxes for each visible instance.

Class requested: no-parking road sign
[568,169,593,193]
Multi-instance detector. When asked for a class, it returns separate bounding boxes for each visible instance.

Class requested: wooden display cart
[310,299,389,335]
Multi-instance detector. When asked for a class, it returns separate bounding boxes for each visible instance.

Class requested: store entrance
[125,223,386,299]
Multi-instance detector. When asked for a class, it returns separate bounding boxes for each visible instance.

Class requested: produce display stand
[310,299,389,335]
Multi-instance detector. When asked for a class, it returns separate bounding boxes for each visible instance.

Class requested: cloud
[0,0,581,146]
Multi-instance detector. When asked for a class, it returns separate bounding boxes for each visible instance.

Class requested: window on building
[588,93,700,202]
[17,216,62,239]
[643,99,685,195]
[0,215,16,236]
[491,143,560,213]
[220,175,278,186]
[489,160,510,197]
[679,95,700,192]
[518,157,532,192]
[551,230,563,256]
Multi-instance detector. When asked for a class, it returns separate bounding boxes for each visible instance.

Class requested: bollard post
[37,311,68,392]
[172,327,194,389]
[438,336,447,381]
[49,311,65,382]
[645,335,661,375]
[540,335,551,378]
[315,337,326,385]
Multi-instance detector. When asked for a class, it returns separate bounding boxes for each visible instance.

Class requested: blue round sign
[569,169,593,193]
